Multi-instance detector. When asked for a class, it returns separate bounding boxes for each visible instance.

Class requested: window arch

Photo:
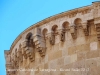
[74,18,82,26]
[52,25,58,32]
[62,21,69,29]
[42,28,48,38]
[25,32,33,47]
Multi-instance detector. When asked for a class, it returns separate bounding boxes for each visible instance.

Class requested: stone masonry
[4,1,100,75]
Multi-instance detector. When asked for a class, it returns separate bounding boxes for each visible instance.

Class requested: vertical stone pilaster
[70,25,77,39]
[82,22,89,36]
[95,23,100,41]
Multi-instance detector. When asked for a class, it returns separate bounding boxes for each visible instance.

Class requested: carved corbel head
[49,33,55,45]
[70,25,77,39]
[37,47,46,57]
[65,27,70,31]
[17,51,19,58]
[21,46,27,59]
[22,39,28,48]
[78,23,83,29]
[70,26,75,33]
[60,29,66,42]
[82,23,87,29]
[25,46,29,52]
[82,23,89,36]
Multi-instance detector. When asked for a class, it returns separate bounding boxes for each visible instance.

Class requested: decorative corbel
[22,41,28,59]
[60,29,66,42]
[33,28,46,57]
[22,37,35,61]
[82,23,89,36]
[15,54,19,68]
[50,32,55,45]
[37,47,46,57]
[11,56,16,69]
[26,47,35,62]
[70,25,77,39]
[17,50,23,63]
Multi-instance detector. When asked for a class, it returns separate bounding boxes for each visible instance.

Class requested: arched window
[52,25,58,33]
[42,28,48,38]
[62,21,69,29]
[25,32,33,47]
[74,18,82,26]
[60,21,69,42]
[50,25,58,45]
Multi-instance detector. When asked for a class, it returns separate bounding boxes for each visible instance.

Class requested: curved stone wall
[4,1,100,75]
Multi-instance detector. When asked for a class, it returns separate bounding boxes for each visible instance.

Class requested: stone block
[35,66,39,74]
[59,41,65,50]
[64,56,71,65]
[89,35,97,42]
[68,46,76,55]
[85,59,97,68]
[48,50,62,61]
[96,57,100,66]
[41,71,50,75]
[39,64,44,70]
[53,43,59,52]
[90,42,97,51]
[44,63,48,69]
[57,57,64,66]
[77,52,86,61]
[73,60,85,69]
[62,63,73,70]
[55,35,60,44]
[89,66,99,75]
[86,50,99,59]
[70,54,77,63]
[62,48,68,56]
[76,37,86,45]
[49,60,57,69]
[26,71,30,75]
[82,44,90,52]
[44,54,48,63]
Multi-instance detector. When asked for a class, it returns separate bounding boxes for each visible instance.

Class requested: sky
[0,0,96,75]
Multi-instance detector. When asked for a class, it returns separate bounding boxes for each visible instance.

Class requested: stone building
[4,1,100,75]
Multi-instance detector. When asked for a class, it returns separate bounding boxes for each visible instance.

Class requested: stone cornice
[10,5,92,53]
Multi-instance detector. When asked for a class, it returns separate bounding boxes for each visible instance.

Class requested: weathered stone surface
[86,50,100,59]
[77,52,86,61]
[57,57,64,66]
[4,2,100,75]
[48,50,62,61]
[70,54,77,63]
[64,56,71,65]
[90,42,97,51]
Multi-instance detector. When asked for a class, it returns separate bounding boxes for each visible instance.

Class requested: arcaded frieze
[9,4,94,53]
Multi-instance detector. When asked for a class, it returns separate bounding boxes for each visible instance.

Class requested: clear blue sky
[0,0,96,75]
